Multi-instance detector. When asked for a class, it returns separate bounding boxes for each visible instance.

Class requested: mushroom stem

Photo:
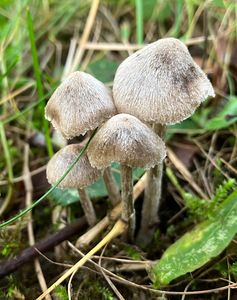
[103,167,120,206]
[138,123,166,244]
[121,164,134,241]
[78,189,97,227]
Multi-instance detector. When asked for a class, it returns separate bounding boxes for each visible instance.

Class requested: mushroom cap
[45,71,117,139]
[46,144,101,189]
[87,113,166,169]
[113,38,215,125]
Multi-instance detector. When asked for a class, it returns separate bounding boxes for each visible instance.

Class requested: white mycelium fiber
[113,38,215,125]
[87,113,166,169]
[46,144,101,189]
[45,71,117,139]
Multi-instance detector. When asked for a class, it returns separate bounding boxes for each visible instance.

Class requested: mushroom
[45,71,120,206]
[113,37,215,243]
[87,113,166,240]
[47,144,100,226]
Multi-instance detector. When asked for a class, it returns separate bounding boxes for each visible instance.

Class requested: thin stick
[99,244,125,300]
[0,218,87,278]
[76,173,146,248]
[36,219,127,300]
[103,167,120,206]
[23,144,52,300]
[82,36,214,51]
[78,189,97,226]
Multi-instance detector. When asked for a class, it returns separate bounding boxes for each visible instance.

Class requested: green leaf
[205,96,237,130]
[87,58,119,83]
[151,188,237,286]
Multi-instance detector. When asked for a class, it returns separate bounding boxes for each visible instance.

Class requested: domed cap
[87,113,166,169]
[113,38,215,125]
[46,144,101,189]
[45,71,117,139]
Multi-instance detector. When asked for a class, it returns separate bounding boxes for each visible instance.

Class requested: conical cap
[87,113,166,169]
[113,38,215,125]
[45,71,116,139]
[46,144,101,189]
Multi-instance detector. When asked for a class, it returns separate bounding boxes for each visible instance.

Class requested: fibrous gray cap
[46,144,101,189]
[87,113,166,169]
[113,38,215,125]
[45,71,117,139]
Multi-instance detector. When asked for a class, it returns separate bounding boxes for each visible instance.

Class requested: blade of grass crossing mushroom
[0,129,97,229]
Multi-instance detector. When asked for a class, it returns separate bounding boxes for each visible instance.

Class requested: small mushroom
[47,144,100,227]
[45,71,120,206]
[87,113,166,240]
[113,38,215,243]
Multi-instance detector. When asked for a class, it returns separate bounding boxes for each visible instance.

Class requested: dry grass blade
[23,144,51,300]
[63,0,100,78]
[167,147,208,199]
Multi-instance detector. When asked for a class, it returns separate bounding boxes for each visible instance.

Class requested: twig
[99,244,126,300]
[23,144,52,300]
[0,165,46,186]
[76,173,146,248]
[81,36,214,51]
[0,217,87,278]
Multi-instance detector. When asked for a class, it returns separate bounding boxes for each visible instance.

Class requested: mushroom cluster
[45,37,214,243]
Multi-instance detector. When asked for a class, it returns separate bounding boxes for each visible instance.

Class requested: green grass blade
[0,123,14,215]
[26,8,53,157]
[0,129,97,229]
[135,0,144,44]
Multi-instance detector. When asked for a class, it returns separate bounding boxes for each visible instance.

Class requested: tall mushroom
[87,113,166,241]
[113,37,215,243]
[45,71,120,206]
[47,144,100,226]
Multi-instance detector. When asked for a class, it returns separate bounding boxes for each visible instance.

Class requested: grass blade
[135,0,143,44]
[26,8,53,157]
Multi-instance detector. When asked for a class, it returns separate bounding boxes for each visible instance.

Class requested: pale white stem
[78,188,97,227]
[103,167,120,206]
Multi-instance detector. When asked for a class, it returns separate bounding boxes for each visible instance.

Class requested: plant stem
[138,124,166,245]
[121,164,134,241]
[103,167,120,206]
[78,189,97,227]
